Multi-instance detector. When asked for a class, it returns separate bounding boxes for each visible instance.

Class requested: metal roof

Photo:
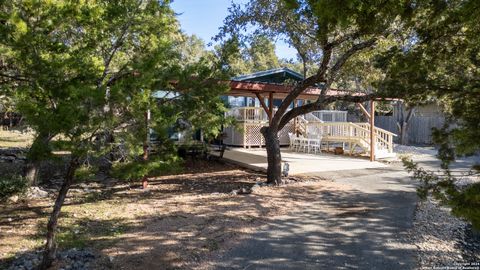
[232,67,304,82]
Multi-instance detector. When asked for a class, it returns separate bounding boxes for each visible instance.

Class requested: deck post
[370,100,375,161]
[268,92,273,124]
[293,99,297,134]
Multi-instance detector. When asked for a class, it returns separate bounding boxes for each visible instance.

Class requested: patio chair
[308,134,322,154]
[297,135,309,153]
[288,132,296,151]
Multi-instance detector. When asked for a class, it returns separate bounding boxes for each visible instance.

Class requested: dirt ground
[0,158,337,270]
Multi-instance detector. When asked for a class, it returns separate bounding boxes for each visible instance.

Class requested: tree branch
[325,31,361,50]
[278,93,379,130]
[97,21,133,89]
[271,46,333,128]
[326,38,377,84]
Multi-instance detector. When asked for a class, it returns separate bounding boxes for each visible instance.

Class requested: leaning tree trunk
[40,156,80,270]
[261,126,282,184]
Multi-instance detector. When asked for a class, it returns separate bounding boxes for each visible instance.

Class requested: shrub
[451,183,480,230]
[74,165,97,182]
[111,156,182,182]
[0,174,29,200]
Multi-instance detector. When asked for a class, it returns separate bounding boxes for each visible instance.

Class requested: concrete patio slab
[217,148,388,175]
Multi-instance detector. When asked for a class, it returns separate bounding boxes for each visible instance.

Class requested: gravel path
[393,144,480,268]
[411,197,480,269]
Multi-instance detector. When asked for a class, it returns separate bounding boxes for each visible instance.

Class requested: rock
[0,155,16,162]
[26,187,49,199]
[8,248,98,270]
[251,183,261,191]
[7,195,19,203]
[237,188,252,195]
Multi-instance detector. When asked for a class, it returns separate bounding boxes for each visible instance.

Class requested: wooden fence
[374,115,444,145]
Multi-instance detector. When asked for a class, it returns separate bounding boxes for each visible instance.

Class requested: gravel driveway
[212,165,418,270]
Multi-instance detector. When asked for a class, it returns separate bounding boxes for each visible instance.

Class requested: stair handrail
[306,122,395,153]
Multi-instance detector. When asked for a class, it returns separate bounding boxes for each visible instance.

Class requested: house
[222,68,396,159]
[151,67,397,160]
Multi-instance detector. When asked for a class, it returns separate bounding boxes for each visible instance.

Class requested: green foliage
[248,35,281,71]
[379,0,480,230]
[1,0,231,164]
[1,0,181,159]
[402,156,480,230]
[215,34,281,76]
[378,0,480,155]
[111,156,182,182]
[218,0,414,78]
[451,183,480,231]
[0,174,28,200]
[74,166,97,182]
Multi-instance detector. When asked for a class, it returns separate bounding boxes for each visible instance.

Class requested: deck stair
[223,107,396,159]
[298,118,396,159]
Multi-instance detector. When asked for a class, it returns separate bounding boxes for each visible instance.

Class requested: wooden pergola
[229,81,381,161]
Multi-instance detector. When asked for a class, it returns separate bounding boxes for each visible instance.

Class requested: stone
[26,187,49,199]
[251,183,261,191]
[7,195,19,203]
[238,187,252,194]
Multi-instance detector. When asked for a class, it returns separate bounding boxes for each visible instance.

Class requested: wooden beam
[293,100,297,134]
[268,92,274,124]
[255,92,270,117]
[356,103,371,120]
[370,100,375,162]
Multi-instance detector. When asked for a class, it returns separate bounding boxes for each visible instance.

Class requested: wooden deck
[223,107,396,159]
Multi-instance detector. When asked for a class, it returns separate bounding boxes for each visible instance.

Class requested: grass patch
[0,130,33,148]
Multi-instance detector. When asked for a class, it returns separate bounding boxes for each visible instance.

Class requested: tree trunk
[261,126,282,184]
[399,122,408,145]
[24,132,52,185]
[23,161,40,185]
[40,156,80,270]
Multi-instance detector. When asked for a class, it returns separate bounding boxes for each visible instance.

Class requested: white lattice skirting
[223,122,294,148]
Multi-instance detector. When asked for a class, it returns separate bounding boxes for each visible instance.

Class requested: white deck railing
[224,107,395,155]
[306,122,396,153]
[226,107,347,123]
[226,107,269,122]
[311,110,348,122]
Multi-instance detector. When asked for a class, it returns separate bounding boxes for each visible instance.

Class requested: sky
[170,0,298,60]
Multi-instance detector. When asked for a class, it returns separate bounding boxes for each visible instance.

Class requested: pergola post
[293,100,297,134]
[268,92,274,124]
[369,100,375,162]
